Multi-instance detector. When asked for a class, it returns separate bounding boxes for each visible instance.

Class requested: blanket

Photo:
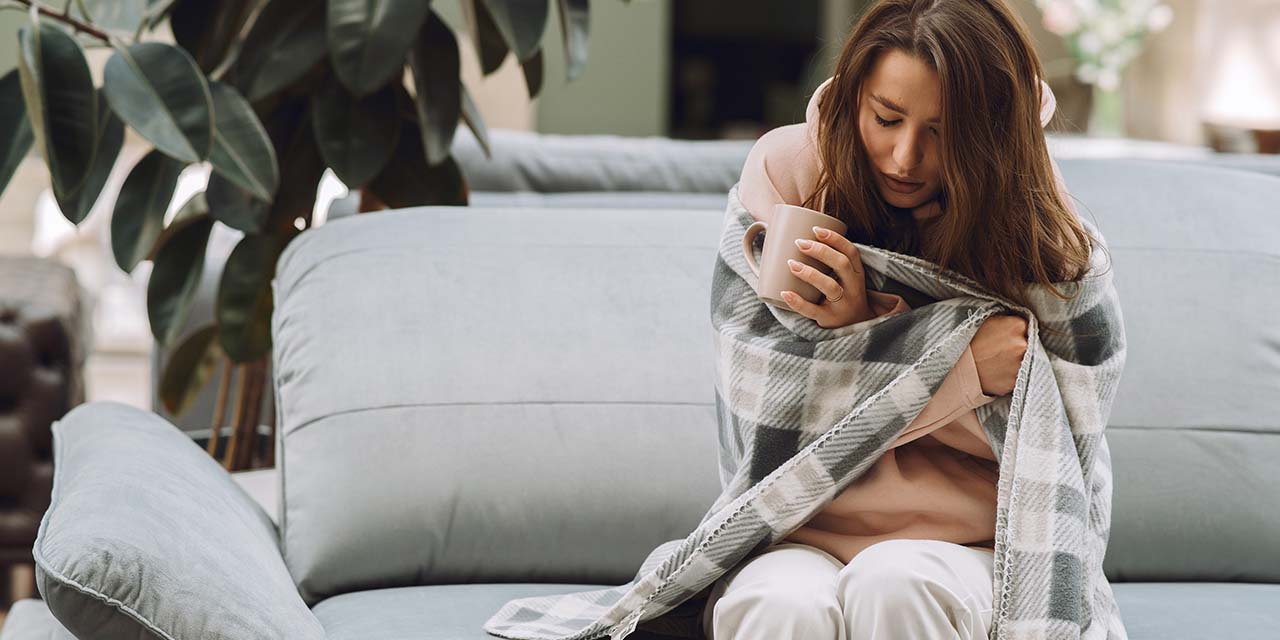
[483,183,1129,640]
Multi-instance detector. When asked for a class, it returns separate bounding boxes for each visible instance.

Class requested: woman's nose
[893,133,923,171]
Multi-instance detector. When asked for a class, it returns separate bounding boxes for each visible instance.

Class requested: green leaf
[217,233,280,362]
[104,42,213,163]
[521,47,543,100]
[264,106,327,232]
[408,11,461,167]
[0,70,34,200]
[148,213,213,347]
[59,90,125,225]
[208,81,279,201]
[326,0,430,96]
[460,84,491,159]
[146,190,209,263]
[206,173,268,234]
[480,0,549,62]
[311,81,400,188]
[16,20,98,204]
[232,0,327,102]
[159,323,223,416]
[367,118,468,209]
[111,149,185,273]
[556,0,588,82]
[170,0,255,73]
[473,0,510,75]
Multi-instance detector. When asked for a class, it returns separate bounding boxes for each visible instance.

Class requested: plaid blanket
[483,183,1128,640]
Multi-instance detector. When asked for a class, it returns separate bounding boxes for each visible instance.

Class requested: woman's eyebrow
[871,94,941,123]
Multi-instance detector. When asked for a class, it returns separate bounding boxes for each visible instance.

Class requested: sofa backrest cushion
[271,206,727,605]
[271,158,1280,605]
[1056,158,1280,582]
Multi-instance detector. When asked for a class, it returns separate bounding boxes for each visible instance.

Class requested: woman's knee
[836,540,949,601]
[711,584,843,638]
[708,543,845,638]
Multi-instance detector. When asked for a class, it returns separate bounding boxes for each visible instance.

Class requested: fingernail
[795,239,811,249]
[788,259,801,271]
[812,226,827,238]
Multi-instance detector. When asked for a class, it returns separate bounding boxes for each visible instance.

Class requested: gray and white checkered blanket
[484,183,1128,640]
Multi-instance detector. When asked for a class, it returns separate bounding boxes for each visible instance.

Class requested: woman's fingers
[806,229,863,275]
[780,289,822,317]
[795,237,853,274]
[787,258,844,300]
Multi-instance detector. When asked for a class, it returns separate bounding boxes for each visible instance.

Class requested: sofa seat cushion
[306,582,1280,639]
[1111,582,1280,639]
[311,583,614,640]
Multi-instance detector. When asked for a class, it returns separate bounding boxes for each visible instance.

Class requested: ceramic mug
[742,204,849,307]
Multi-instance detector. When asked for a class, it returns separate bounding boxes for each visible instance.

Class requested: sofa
[3,137,1280,638]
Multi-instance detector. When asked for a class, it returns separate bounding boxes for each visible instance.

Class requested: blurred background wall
[4,0,1279,255]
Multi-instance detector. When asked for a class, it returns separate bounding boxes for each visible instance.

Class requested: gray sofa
[3,134,1280,638]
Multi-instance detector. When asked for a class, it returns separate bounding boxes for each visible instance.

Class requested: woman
[702,1,1095,638]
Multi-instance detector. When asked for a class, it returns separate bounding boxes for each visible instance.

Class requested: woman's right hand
[970,314,1030,397]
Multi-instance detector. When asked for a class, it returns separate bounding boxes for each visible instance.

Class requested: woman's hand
[779,227,875,329]
[971,314,1030,397]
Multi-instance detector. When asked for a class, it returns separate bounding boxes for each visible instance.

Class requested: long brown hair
[802,0,1101,310]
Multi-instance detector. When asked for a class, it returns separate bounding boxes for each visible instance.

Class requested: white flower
[1075,63,1100,84]
[1077,31,1104,55]
[1042,1,1081,35]
[1100,49,1124,69]
[1096,67,1121,91]
[1095,14,1128,46]
[1147,4,1173,32]
[1074,0,1100,21]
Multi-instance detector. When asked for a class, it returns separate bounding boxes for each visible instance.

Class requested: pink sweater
[740,77,1063,564]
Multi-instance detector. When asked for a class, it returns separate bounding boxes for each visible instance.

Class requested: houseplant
[0,0,602,470]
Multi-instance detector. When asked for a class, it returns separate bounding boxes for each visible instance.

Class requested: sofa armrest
[32,401,324,639]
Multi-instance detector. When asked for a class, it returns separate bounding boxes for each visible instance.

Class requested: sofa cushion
[307,582,1280,640]
[1055,159,1280,582]
[32,402,324,639]
[271,206,727,604]
[311,583,608,640]
[449,126,753,194]
[1112,582,1280,639]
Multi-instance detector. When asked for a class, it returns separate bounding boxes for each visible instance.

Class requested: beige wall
[432,1,538,132]
[534,0,671,136]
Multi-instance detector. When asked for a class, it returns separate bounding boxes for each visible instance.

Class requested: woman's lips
[882,172,924,194]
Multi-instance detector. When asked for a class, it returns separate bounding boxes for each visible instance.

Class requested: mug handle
[742,221,767,277]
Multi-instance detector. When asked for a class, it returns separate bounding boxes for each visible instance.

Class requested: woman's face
[858,50,944,214]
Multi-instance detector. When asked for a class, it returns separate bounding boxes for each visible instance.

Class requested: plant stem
[11,0,111,42]
[224,363,248,469]
[207,355,232,458]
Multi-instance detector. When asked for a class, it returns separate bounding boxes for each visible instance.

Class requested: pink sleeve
[738,124,822,222]
[737,79,831,222]
[892,345,999,447]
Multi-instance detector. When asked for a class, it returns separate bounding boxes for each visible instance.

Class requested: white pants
[701,539,995,640]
